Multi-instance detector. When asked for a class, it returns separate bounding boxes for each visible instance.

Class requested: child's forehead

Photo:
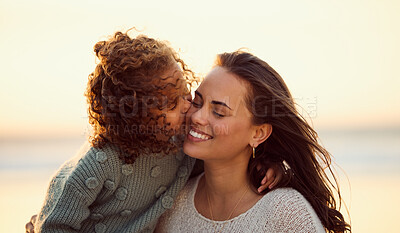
[160,63,183,80]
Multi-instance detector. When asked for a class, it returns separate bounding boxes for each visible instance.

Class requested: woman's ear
[251,123,272,146]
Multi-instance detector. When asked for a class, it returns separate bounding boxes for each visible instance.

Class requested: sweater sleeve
[35,147,118,233]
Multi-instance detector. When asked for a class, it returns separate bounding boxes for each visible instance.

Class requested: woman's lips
[187,127,213,142]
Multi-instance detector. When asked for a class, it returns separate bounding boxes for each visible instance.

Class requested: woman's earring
[252,146,256,159]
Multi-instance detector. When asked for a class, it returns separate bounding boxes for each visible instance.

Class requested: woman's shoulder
[263,187,316,215]
[266,187,309,205]
[259,187,325,233]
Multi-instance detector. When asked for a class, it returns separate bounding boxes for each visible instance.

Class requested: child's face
[160,63,192,133]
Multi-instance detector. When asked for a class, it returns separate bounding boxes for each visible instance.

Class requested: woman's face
[183,66,254,161]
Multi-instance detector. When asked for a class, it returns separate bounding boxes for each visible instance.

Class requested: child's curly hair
[85,30,198,164]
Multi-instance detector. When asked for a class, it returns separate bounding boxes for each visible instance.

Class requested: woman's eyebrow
[195,90,232,110]
[211,100,232,110]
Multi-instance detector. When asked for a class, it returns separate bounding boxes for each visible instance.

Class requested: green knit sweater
[35,143,196,233]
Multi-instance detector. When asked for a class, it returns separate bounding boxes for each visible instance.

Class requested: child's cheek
[165,108,183,129]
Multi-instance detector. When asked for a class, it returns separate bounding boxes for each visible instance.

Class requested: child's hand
[257,165,283,193]
[25,214,37,233]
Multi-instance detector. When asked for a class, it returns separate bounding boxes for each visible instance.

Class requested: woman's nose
[190,104,208,126]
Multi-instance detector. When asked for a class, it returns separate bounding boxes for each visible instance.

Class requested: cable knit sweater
[35,142,196,233]
[156,174,325,233]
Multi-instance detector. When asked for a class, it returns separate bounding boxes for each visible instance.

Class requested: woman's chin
[183,142,203,159]
[183,142,194,157]
[183,133,214,159]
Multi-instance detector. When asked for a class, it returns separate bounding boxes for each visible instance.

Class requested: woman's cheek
[212,123,230,136]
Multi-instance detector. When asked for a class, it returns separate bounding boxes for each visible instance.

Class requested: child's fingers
[262,176,274,191]
[260,178,273,191]
[31,215,37,224]
[258,168,276,193]
[266,168,275,181]
[25,215,37,233]
[261,176,267,185]
[25,222,34,233]
[257,183,269,193]
[269,171,283,189]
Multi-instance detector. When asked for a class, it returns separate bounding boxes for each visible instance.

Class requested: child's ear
[251,123,272,146]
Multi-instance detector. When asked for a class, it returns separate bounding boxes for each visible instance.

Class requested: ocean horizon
[1,127,399,174]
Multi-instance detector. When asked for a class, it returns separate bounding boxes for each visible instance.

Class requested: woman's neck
[202,156,252,199]
[195,155,262,221]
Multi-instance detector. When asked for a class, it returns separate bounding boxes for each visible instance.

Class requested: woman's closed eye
[191,93,226,118]
[212,106,226,118]
[212,111,225,118]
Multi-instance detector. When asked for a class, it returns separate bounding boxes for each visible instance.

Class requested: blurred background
[1,0,399,232]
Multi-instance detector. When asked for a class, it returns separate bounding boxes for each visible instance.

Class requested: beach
[1,128,399,233]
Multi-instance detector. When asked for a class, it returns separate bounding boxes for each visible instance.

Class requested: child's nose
[182,94,192,113]
[182,100,191,113]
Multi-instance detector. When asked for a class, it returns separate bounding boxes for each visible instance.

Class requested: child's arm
[35,173,104,232]
[35,150,113,232]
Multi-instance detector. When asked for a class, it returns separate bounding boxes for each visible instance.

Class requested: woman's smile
[183,66,254,161]
[187,127,214,142]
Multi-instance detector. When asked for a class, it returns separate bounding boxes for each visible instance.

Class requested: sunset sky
[1,0,399,137]
[1,2,400,232]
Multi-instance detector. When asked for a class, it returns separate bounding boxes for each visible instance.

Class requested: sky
[0,0,399,138]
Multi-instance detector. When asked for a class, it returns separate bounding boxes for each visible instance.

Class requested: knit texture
[35,142,196,233]
[156,174,326,233]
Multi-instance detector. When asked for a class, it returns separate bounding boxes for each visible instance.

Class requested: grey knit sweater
[35,143,196,233]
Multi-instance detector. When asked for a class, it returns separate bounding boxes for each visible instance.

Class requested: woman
[156,51,351,232]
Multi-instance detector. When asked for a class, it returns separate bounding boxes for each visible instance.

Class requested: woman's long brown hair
[216,50,351,232]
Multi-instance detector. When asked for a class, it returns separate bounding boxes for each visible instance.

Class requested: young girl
[30,31,280,233]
